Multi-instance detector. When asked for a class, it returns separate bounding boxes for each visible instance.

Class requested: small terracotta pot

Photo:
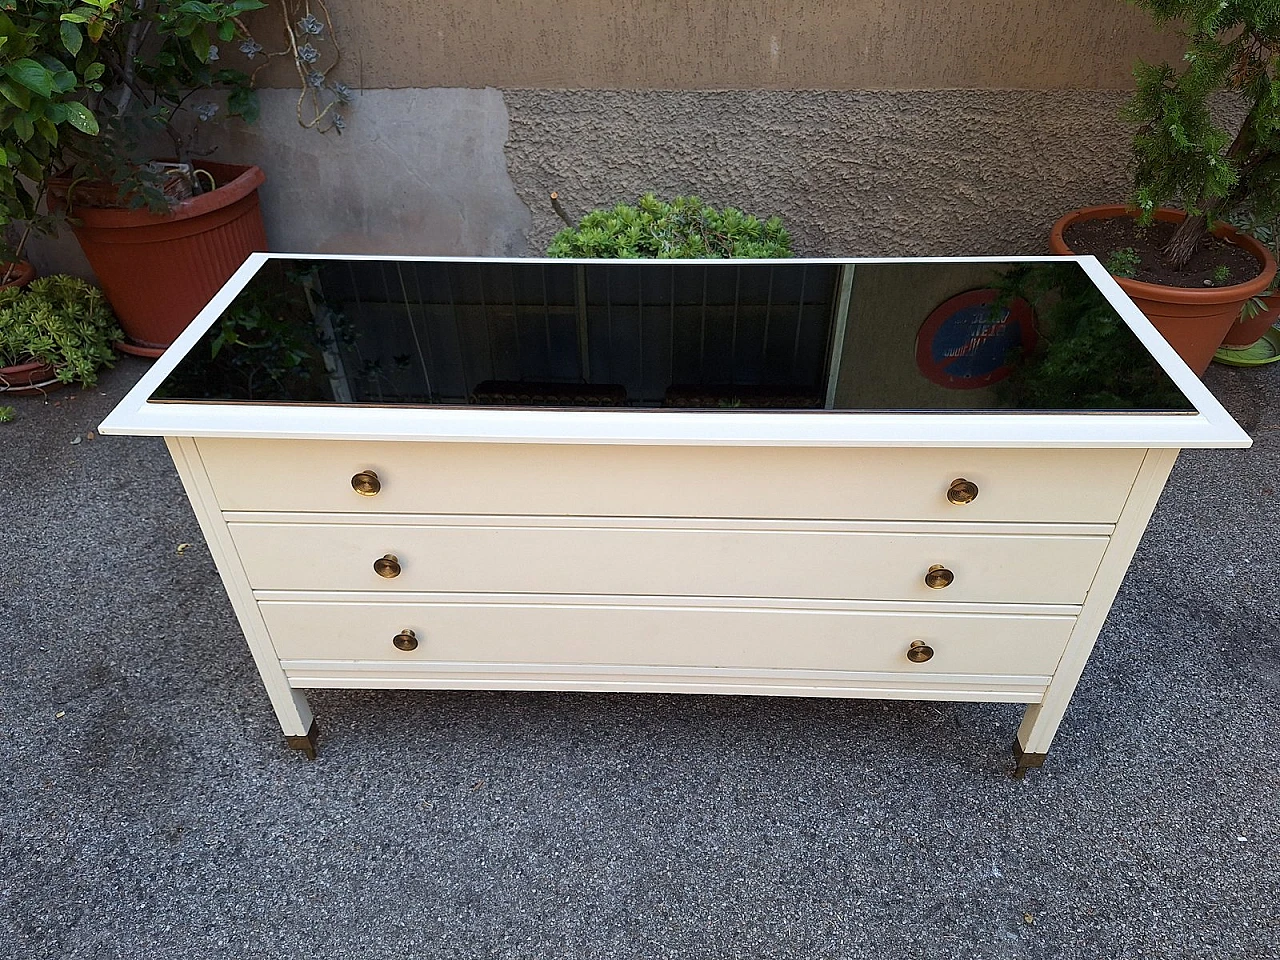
[49,161,268,357]
[0,260,36,289]
[1049,205,1277,376]
[1221,292,1280,348]
[0,359,64,396]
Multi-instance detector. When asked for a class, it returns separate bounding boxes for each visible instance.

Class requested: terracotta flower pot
[0,359,63,396]
[1049,205,1277,376]
[1221,292,1280,348]
[50,162,268,358]
[0,260,36,289]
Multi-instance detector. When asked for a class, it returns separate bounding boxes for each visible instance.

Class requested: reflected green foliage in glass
[994,264,1187,410]
[154,262,331,401]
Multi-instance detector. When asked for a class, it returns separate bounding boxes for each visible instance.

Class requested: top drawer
[195,438,1144,523]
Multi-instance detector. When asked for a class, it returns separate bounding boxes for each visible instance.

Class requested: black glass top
[152,258,1196,413]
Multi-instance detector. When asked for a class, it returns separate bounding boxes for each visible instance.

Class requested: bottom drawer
[258,599,1076,676]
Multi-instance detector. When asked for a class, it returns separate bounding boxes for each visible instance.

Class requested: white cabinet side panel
[164,437,313,737]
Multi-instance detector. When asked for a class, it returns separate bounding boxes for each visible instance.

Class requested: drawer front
[259,600,1076,676]
[231,521,1108,604]
[198,438,1143,523]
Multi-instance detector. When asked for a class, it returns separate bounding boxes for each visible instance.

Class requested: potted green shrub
[1049,0,1280,375]
[0,274,121,394]
[548,193,794,259]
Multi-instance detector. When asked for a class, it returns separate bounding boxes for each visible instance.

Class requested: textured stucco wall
[244,0,1181,90]
[504,89,1138,257]
[23,87,1145,275]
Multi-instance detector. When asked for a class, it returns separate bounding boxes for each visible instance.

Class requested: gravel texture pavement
[1,357,1277,959]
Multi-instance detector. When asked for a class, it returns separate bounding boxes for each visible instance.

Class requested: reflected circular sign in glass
[915,288,1036,389]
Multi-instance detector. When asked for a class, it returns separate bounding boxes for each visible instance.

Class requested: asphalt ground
[1,357,1277,959]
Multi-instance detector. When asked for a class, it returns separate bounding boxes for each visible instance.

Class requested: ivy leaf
[35,116,57,147]
[5,58,55,98]
[227,87,259,123]
[63,101,99,135]
[84,62,104,82]
[0,78,30,109]
[188,27,211,63]
[60,20,82,56]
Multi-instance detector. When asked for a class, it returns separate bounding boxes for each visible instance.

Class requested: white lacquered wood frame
[100,254,1251,449]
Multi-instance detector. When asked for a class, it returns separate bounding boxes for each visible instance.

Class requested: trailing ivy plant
[1124,0,1280,269]
[548,194,793,259]
[0,273,121,386]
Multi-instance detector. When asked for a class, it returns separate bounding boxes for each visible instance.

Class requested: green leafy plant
[0,273,121,386]
[55,0,270,211]
[548,194,793,259]
[0,0,112,278]
[1,0,272,284]
[1124,1,1280,269]
[0,404,14,421]
[1211,264,1231,285]
[1104,247,1142,278]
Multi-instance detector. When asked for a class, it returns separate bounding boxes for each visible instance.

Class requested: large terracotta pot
[0,260,36,289]
[1049,205,1276,376]
[1222,292,1280,348]
[51,162,268,358]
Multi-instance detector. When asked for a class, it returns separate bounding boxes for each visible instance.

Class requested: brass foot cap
[1011,739,1047,779]
[285,720,320,760]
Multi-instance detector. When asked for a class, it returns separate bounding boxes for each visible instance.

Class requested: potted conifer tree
[1050,0,1280,374]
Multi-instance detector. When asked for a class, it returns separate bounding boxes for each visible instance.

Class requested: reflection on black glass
[152,258,1194,414]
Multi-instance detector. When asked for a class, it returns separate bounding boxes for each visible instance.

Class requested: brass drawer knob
[924,564,954,589]
[906,640,935,663]
[351,470,381,496]
[373,554,401,579]
[393,629,418,652]
[947,478,979,504]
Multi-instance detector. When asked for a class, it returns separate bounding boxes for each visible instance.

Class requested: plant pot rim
[1050,204,1278,302]
[0,260,37,289]
[0,358,55,376]
[49,161,265,228]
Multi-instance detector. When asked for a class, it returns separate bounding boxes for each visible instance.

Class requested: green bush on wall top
[0,275,120,387]
[548,194,793,259]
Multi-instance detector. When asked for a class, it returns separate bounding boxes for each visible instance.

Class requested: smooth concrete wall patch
[222,87,531,257]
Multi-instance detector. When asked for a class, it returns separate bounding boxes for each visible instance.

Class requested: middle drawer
[230,519,1108,604]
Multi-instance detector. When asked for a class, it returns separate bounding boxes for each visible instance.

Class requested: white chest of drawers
[100,254,1250,772]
